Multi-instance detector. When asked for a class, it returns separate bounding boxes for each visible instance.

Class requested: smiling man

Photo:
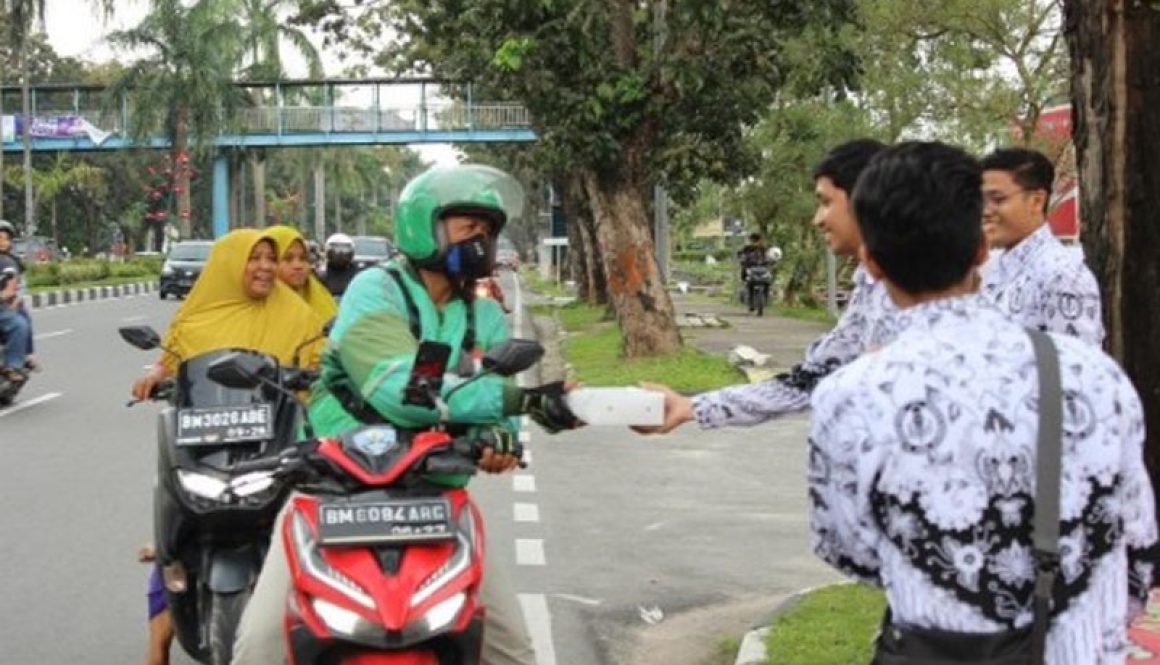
[978,147,1104,346]
[640,139,899,433]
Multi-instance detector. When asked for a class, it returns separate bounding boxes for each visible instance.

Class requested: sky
[41,0,460,165]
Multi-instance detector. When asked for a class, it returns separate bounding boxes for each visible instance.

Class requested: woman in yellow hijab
[132,227,325,394]
[131,229,326,665]
[265,225,338,322]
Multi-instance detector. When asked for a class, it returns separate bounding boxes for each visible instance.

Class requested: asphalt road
[0,273,836,665]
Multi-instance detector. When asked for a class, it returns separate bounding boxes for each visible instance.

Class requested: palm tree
[108,0,245,238]
[237,0,323,226]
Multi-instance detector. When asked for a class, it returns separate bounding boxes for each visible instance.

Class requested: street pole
[21,45,34,236]
[652,0,669,283]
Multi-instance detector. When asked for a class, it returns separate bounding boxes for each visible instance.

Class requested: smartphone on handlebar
[402,341,452,408]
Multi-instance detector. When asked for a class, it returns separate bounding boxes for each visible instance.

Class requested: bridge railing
[1,79,535,147]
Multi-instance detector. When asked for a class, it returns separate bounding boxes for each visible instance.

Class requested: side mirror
[119,325,162,351]
[206,353,268,390]
[482,339,544,377]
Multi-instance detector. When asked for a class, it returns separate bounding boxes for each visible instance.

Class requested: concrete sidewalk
[671,292,831,382]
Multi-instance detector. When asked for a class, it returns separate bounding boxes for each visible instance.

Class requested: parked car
[12,236,60,264]
[495,236,520,270]
[158,240,213,300]
[350,235,395,272]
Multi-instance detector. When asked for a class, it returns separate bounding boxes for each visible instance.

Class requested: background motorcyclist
[319,232,358,298]
[232,164,581,665]
[0,219,36,373]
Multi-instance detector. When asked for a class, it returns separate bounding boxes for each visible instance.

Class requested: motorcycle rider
[319,233,358,298]
[0,220,36,375]
[232,164,581,665]
[130,229,327,665]
[737,233,770,310]
[267,225,339,321]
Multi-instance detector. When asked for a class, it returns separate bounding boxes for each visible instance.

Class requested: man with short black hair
[809,141,1156,663]
[641,139,895,432]
[979,147,1103,346]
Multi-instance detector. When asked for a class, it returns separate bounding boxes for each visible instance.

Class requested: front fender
[206,545,263,593]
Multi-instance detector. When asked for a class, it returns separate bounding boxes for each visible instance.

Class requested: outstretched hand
[632,382,694,435]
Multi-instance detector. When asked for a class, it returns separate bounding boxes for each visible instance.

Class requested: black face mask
[444,234,494,285]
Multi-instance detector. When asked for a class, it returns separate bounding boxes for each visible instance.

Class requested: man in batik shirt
[809,141,1156,664]
[640,139,896,433]
[979,147,1104,347]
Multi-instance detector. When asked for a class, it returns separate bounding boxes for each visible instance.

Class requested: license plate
[316,497,455,545]
[175,404,274,445]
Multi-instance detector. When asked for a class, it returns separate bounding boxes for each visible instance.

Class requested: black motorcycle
[743,263,773,317]
[120,325,317,665]
[0,337,30,407]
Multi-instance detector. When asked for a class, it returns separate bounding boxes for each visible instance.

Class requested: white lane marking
[515,539,546,566]
[518,594,558,665]
[551,593,602,607]
[644,521,666,532]
[34,328,74,341]
[513,503,540,523]
[519,430,531,444]
[0,392,62,418]
[521,448,533,465]
[121,315,148,322]
[513,475,536,493]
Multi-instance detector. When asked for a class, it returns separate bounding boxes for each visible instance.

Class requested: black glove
[520,381,580,434]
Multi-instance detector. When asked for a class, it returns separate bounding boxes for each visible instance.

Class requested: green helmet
[394,164,525,266]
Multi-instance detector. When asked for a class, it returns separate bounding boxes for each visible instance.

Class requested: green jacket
[308,259,522,486]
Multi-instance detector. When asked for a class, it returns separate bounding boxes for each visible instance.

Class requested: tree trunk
[333,184,342,233]
[313,163,325,240]
[1065,0,1160,513]
[174,114,192,239]
[582,166,680,357]
[229,152,242,229]
[20,46,34,235]
[51,198,58,246]
[561,174,606,306]
[250,150,267,227]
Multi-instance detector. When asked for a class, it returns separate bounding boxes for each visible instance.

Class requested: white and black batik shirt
[981,224,1105,347]
[808,294,1157,664]
[691,265,899,428]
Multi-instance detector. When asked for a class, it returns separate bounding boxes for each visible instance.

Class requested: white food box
[564,387,665,426]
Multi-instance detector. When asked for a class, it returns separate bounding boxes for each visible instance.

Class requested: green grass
[763,584,885,665]
[28,275,155,293]
[711,636,742,665]
[565,323,744,392]
[768,303,836,324]
[518,266,574,299]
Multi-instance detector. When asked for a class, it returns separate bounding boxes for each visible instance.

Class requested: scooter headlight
[176,470,227,500]
[422,592,466,634]
[311,597,380,641]
[290,510,375,609]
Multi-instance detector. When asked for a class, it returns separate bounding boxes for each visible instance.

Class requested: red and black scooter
[214,337,543,664]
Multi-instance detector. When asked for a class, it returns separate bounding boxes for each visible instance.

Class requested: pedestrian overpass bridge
[0,78,536,236]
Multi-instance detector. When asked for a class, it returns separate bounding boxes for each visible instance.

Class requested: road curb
[733,582,853,665]
[28,280,158,310]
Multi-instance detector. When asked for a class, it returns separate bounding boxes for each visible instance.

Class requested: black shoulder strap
[383,265,476,353]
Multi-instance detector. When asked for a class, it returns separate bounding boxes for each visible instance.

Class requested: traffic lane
[0,295,196,664]
[527,415,839,664]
